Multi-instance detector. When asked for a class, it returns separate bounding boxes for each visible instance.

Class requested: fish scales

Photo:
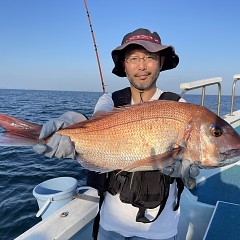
[58,101,200,171]
[72,119,183,169]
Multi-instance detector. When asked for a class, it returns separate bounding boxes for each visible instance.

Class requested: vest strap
[90,88,183,238]
[173,178,184,211]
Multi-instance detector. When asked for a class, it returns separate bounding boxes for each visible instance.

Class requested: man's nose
[138,58,147,69]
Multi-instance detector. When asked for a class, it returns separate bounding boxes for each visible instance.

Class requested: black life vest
[87,88,184,238]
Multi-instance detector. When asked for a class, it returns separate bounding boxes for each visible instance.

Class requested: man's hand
[33,111,88,159]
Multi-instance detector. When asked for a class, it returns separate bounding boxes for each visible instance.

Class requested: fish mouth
[218,148,240,166]
[220,148,240,157]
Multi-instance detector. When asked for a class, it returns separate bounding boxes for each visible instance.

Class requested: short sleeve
[178,97,186,103]
[93,93,114,114]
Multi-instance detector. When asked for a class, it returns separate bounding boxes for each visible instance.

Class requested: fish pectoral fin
[122,147,185,172]
[168,119,193,154]
[177,119,194,146]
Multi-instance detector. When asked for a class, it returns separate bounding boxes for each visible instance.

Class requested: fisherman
[34,28,200,240]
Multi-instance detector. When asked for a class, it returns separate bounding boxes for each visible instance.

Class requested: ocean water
[0,89,239,240]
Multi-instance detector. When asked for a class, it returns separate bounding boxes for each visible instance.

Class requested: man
[92,28,184,240]
[34,28,199,240]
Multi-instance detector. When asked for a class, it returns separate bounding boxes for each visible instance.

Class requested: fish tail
[0,113,42,139]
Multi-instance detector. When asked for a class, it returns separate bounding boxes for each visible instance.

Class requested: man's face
[123,46,163,91]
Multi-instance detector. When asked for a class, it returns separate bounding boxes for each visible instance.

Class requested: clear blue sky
[0,0,239,95]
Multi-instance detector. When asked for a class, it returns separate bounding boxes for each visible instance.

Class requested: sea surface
[0,89,239,240]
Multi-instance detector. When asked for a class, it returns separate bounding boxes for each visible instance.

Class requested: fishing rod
[83,0,106,93]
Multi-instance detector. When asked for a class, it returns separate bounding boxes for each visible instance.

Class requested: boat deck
[203,201,240,240]
[191,165,240,205]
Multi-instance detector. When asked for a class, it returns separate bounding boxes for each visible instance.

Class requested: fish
[0,100,240,175]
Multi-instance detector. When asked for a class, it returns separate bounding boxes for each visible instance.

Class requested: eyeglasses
[125,54,159,65]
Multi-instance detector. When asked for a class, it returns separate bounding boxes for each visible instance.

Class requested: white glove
[161,159,200,189]
[33,111,88,159]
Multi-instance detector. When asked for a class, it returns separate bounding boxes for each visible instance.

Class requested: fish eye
[210,124,223,137]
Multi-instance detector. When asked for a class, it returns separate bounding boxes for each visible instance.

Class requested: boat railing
[180,77,222,116]
[230,74,240,116]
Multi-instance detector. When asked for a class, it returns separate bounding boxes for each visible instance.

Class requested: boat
[15,74,240,240]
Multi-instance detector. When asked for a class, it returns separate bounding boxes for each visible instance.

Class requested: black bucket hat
[112,28,179,77]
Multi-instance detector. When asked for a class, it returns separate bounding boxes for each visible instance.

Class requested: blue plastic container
[33,177,78,219]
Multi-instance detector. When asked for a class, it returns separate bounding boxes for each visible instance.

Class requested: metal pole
[83,0,105,93]
[230,78,239,115]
